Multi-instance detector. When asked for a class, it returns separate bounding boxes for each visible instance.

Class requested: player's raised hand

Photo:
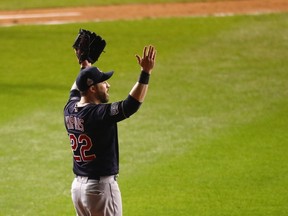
[136,45,156,74]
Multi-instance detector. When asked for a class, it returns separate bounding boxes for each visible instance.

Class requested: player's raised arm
[70,59,91,91]
[129,45,157,102]
[70,29,106,91]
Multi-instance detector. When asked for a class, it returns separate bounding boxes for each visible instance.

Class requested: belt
[88,176,101,180]
[76,175,118,182]
[88,175,118,181]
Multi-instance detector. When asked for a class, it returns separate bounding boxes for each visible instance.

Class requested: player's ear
[89,84,97,93]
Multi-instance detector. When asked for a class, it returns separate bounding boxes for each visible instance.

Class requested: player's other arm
[122,45,156,117]
[130,45,156,102]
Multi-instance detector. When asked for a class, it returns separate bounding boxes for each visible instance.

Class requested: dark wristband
[138,71,150,84]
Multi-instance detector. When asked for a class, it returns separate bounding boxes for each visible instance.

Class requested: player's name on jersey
[65,116,84,132]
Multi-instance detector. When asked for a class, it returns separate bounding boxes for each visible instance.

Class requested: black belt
[76,175,118,181]
[88,176,100,180]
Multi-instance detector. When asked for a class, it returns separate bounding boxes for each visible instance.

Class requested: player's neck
[80,96,101,105]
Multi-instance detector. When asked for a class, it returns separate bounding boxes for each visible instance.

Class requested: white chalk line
[0,12,80,20]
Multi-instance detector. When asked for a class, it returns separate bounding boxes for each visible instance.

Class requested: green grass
[0,13,288,215]
[0,0,180,10]
[0,0,237,11]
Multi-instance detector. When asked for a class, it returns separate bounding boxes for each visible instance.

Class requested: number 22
[69,134,96,162]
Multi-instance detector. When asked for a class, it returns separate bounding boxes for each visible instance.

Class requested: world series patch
[110,102,119,116]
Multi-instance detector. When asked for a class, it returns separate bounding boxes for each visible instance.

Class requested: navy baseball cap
[76,66,114,92]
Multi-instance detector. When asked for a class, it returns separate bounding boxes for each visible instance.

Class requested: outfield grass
[0,13,288,216]
[1,0,237,11]
[0,0,187,10]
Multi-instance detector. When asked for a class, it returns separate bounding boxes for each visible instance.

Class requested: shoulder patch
[110,102,119,116]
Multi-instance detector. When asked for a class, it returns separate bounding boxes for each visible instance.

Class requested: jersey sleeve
[92,95,142,122]
[63,89,81,114]
[69,89,81,101]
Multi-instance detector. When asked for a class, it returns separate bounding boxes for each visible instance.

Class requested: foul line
[0,12,80,20]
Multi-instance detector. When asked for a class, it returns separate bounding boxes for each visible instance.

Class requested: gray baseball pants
[71,176,122,216]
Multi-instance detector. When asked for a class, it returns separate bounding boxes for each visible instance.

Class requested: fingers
[143,45,156,60]
[139,45,156,58]
[148,46,153,59]
[135,55,141,64]
[149,46,156,61]
[136,45,157,72]
[143,46,148,58]
[152,49,156,61]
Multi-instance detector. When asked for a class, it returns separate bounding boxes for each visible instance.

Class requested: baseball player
[64,29,156,216]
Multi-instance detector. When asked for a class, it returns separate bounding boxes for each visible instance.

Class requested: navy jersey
[64,89,141,177]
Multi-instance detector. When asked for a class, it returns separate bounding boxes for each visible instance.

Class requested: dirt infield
[0,0,288,26]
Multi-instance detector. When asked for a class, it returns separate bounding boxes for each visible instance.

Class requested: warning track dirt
[0,0,288,26]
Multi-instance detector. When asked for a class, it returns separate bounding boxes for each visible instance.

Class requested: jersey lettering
[69,134,96,162]
[65,116,84,132]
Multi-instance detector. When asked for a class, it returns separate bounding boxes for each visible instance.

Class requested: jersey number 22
[69,134,96,162]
